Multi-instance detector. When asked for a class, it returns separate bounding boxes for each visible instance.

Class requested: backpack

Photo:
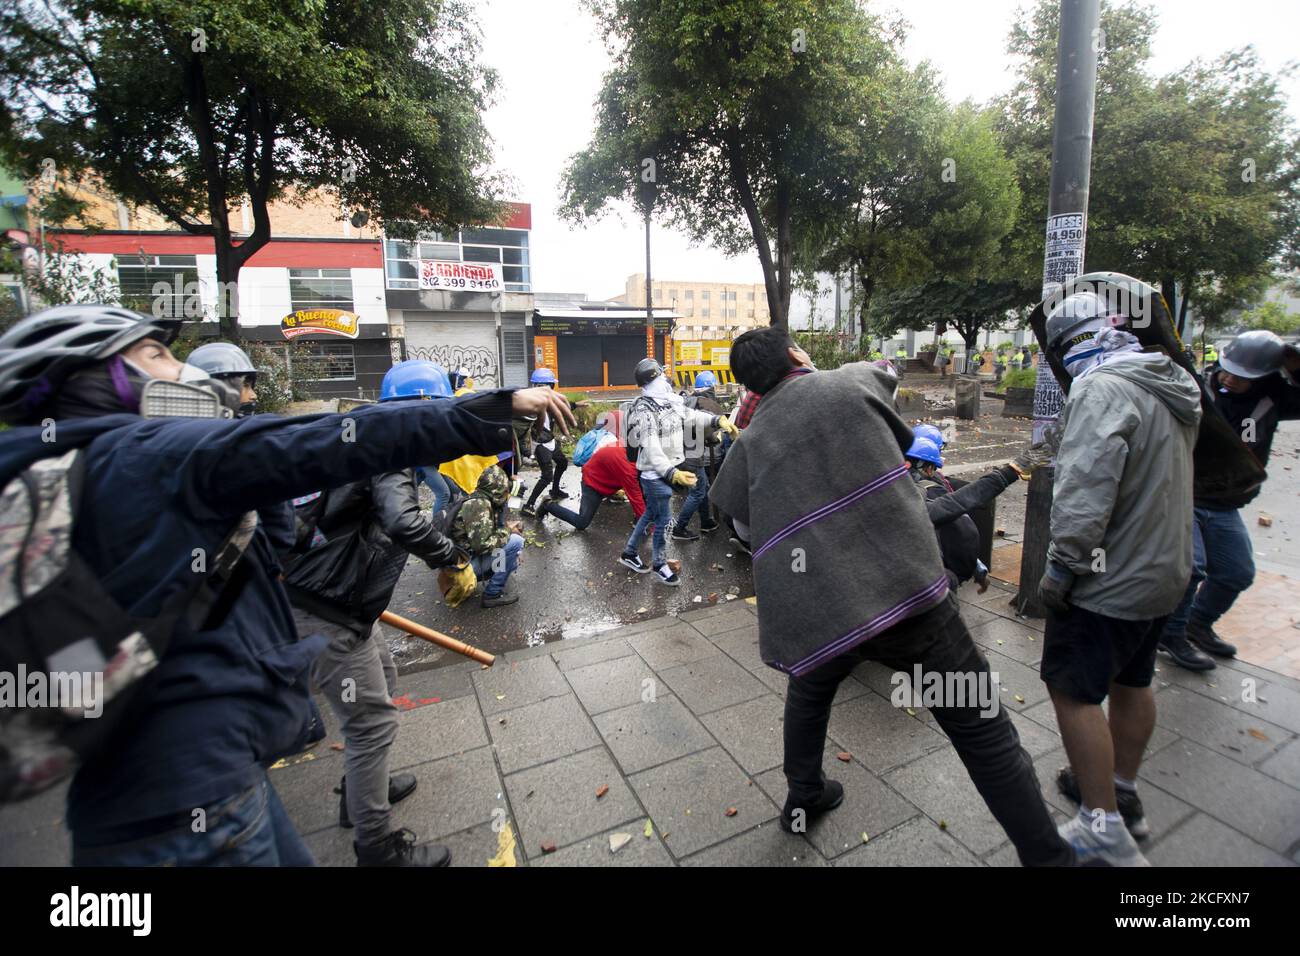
[621,397,658,464]
[571,427,605,467]
[0,449,253,803]
[431,490,480,541]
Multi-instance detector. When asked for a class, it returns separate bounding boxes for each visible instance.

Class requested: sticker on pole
[1041,213,1086,301]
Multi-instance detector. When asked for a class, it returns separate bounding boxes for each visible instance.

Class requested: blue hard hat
[913,423,945,448]
[693,370,717,390]
[906,436,943,468]
[530,367,557,385]
[380,360,451,401]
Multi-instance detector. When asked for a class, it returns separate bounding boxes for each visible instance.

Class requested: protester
[1158,329,1300,670]
[379,361,456,515]
[668,370,726,539]
[438,368,500,498]
[450,464,525,607]
[543,414,646,531]
[187,341,260,416]
[521,367,571,516]
[0,304,573,866]
[710,325,1072,866]
[1037,290,1201,865]
[281,360,469,867]
[621,358,737,586]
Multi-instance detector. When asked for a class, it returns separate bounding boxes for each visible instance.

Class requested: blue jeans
[546,482,605,530]
[1163,506,1256,636]
[625,475,672,568]
[673,463,710,530]
[419,468,452,515]
[71,772,314,866]
[472,532,524,596]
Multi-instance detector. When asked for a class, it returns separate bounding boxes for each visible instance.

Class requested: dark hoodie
[1199,365,1300,509]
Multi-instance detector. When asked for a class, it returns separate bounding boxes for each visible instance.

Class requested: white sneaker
[1058,813,1151,867]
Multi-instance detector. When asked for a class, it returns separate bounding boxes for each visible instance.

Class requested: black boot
[337,772,419,829]
[779,779,845,832]
[354,828,451,867]
[1158,631,1216,671]
[1186,620,1238,658]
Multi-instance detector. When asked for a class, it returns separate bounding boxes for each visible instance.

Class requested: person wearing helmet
[448,464,525,607]
[281,359,473,867]
[994,349,1007,384]
[520,366,575,517]
[709,325,1073,866]
[1201,342,1218,369]
[188,341,260,416]
[542,410,646,531]
[0,305,572,866]
[1037,287,1202,866]
[893,344,907,379]
[449,366,473,391]
[621,358,738,585]
[667,370,727,539]
[380,361,456,516]
[1157,328,1300,670]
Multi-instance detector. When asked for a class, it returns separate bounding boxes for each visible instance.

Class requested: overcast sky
[475,0,1300,300]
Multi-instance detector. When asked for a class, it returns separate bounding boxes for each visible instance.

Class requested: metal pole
[644,208,654,360]
[1016,0,1101,617]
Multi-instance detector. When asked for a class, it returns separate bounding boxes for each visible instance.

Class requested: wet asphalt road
[383,463,755,672]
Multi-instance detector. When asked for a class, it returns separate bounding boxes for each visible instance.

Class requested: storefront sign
[280,308,360,340]
[419,260,502,291]
[534,315,672,336]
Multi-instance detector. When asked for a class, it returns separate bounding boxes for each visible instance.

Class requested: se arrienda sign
[419,260,502,291]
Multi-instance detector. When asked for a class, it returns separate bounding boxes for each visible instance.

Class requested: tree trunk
[214,241,241,342]
[773,180,792,328]
[1160,275,1179,334]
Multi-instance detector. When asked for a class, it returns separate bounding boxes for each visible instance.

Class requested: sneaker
[1186,620,1238,657]
[481,589,519,608]
[1158,631,1216,671]
[779,779,845,833]
[1055,767,1150,841]
[336,773,418,829]
[729,534,752,557]
[520,504,538,518]
[653,563,681,586]
[619,553,650,573]
[355,828,451,867]
[699,520,720,534]
[1056,813,1150,867]
[549,489,569,502]
[670,524,701,542]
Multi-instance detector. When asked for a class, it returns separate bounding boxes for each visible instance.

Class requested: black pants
[526,444,567,508]
[544,481,604,530]
[783,596,1071,867]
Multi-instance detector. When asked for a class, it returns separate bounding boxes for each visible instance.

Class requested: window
[383,226,530,291]
[747,291,755,301]
[289,268,354,312]
[701,290,710,300]
[701,308,710,317]
[291,342,355,381]
[684,289,693,300]
[116,254,199,318]
[653,288,662,302]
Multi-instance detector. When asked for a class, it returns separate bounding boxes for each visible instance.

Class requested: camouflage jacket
[451,495,509,556]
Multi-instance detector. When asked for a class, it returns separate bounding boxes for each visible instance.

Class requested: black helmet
[634,358,662,387]
[0,304,181,423]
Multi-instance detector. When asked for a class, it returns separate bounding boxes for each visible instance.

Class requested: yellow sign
[281,309,361,340]
[673,338,735,388]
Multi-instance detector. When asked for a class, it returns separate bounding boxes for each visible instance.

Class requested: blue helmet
[913,423,945,448]
[693,370,717,390]
[380,360,451,401]
[530,367,557,386]
[906,436,943,468]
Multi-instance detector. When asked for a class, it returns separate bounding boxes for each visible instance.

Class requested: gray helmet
[188,341,257,382]
[0,304,180,424]
[1045,291,1129,369]
[634,358,662,387]
[1219,330,1284,380]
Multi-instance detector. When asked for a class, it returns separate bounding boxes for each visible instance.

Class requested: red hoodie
[581,443,646,518]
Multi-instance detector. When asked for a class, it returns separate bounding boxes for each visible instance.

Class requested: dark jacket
[283,467,460,634]
[682,390,725,470]
[0,391,513,839]
[709,363,949,676]
[914,464,1018,587]
[1198,366,1300,509]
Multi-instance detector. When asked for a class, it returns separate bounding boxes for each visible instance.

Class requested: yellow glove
[670,469,698,488]
[438,561,479,609]
[717,415,739,439]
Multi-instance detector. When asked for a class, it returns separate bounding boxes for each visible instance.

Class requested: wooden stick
[379,610,495,666]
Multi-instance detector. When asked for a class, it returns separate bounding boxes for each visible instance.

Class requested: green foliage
[561,0,907,326]
[0,0,506,339]
[22,239,121,310]
[1240,300,1300,335]
[793,331,867,371]
[997,368,1037,393]
[996,1,1300,326]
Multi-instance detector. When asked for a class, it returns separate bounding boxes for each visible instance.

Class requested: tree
[0,0,505,340]
[997,1,1300,327]
[561,0,905,327]
[874,278,1028,365]
[1240,300,1300,335]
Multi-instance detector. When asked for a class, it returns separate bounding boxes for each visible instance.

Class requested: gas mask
[139,365,242,420]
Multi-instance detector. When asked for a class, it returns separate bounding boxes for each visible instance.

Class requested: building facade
[612,273,769,341]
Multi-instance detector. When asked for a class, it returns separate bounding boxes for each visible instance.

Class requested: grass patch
[995,368,1037,394]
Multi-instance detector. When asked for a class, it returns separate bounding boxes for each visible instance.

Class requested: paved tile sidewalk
[4,581,1298,867]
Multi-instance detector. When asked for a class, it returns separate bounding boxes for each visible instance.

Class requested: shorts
[1040,603,1166,705]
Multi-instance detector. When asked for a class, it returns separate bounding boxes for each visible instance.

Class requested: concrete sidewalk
[4,581,1299,867]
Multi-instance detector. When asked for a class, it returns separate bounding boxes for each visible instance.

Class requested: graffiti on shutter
[408,344,498,387]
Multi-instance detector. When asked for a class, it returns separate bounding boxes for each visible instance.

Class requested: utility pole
[644,208,654,362]
[1016,0,1101,617]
